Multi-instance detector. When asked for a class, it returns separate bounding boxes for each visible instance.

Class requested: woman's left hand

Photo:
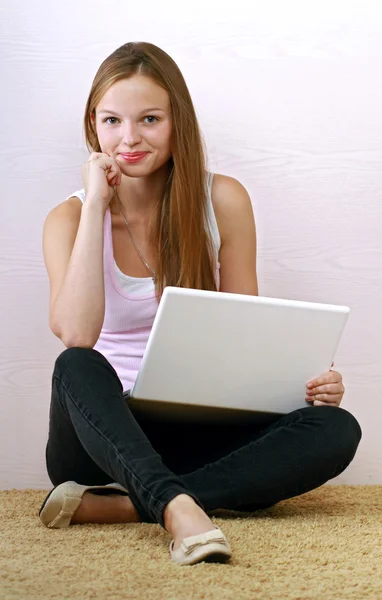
[305,362,345,407]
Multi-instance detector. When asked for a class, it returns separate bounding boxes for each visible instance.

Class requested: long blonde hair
[84,42,217,296]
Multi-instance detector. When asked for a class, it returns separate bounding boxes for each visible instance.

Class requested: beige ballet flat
[39,480,129,528]
[170,527,232,566]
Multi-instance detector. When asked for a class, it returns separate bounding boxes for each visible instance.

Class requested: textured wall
[1,0,381,487]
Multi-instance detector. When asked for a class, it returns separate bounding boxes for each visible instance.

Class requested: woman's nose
[121,122,142,146]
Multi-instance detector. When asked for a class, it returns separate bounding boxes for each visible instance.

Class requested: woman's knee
[317,405,362,464]
[54,347,101,375]
[328,405,361,441]
[52,346,123,399]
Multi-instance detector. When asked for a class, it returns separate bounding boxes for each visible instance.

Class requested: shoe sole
[203,552,231,564]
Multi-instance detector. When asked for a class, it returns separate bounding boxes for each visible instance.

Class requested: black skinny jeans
[45,348,362,528]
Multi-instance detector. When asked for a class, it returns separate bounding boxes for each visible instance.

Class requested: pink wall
[1,0,381,487]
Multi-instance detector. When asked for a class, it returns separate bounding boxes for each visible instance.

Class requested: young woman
[39,42,362,566]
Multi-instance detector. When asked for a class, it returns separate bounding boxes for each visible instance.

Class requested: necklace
[114,188,156,284]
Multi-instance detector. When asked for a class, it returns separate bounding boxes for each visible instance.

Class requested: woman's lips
[119,152,149,164]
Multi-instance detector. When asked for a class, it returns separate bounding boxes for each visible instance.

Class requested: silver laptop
[128,287,350,423]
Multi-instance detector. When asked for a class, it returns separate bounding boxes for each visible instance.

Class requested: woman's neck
[110,163,172,218]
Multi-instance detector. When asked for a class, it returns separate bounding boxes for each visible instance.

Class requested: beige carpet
[1,485,381,600]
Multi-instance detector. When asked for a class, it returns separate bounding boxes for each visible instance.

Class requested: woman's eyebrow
[98,107,166,116]
[140,107,166,113]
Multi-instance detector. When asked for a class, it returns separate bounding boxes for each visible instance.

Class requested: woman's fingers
[104,152,121,183]
[312,399,340,407]
[107,173,119,187]
[106,163,121,187]
[89,152,120,175]
[307,382,344,397]
[309,392,343,402]
[82,151,122,207]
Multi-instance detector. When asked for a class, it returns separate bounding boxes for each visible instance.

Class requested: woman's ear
[90,112,95,123]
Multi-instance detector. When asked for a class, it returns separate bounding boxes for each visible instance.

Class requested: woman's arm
[42,198,106,347]
[211,174,258,295]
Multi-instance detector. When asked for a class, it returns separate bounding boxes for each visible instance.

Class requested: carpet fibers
[1,485,381,599]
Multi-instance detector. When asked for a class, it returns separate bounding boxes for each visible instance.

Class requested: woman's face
[95,75,172,177]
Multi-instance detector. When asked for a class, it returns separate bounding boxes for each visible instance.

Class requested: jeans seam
[54,375,168,517]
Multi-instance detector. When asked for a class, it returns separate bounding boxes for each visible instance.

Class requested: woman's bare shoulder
[210,173,254,234]
[45,196,83,224]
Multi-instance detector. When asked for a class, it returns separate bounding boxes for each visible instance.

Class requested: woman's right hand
[82,152,121,212]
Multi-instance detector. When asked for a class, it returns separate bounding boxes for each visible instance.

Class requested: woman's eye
[143,116,158,124]
[103,116,158,125]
